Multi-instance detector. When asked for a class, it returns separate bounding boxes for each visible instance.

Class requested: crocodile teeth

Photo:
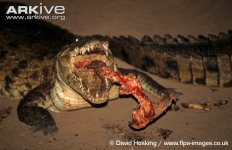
[80,49,86,55]
[80,86,85,92]
[71,74,78,81]
[76,41,110,56]
[80,83,84,89]
[77,83,81,88]
[105,78,109,89]
[105,49,109,57]
[90,96,94,101]
[102,42,110,57]
[72,48,80,56]
[107,80,111,89]
[96,93,99,98]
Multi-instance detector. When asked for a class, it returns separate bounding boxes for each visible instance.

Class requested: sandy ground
[1,0,232,150]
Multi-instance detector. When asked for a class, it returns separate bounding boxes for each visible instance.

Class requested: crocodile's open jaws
[68,40,113,104]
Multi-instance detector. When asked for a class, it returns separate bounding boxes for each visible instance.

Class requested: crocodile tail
[107,31,232,87]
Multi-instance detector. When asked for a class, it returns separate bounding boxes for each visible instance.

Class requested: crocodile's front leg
[17,83,58,135]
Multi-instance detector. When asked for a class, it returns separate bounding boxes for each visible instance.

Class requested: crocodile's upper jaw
[57,40,116,104]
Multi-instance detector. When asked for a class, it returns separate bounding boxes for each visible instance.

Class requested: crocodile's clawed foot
[17,96,59,136]
[31,123,58,136]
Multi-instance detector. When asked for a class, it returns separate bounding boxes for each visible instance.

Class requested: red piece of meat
[75,59,175,129]
[101,67,175,129]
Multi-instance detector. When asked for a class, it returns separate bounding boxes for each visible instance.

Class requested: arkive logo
[6,3,65,15]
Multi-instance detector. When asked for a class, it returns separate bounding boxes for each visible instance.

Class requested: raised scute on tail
[109,31,232,87]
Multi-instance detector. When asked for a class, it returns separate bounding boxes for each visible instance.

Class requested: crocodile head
[56,38,116,105]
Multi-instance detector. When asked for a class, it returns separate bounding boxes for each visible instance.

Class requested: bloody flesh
[75,60,174,129]
[101,67,162,129]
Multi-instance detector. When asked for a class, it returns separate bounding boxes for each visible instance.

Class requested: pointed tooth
[81,86,85,91]
[76,51,80,55]
[73,48,80,55]
[81,48,86,54]
[105,78,109,85]
[105,50,109,57]
[96,93,99,98]
[77,84,81,89]
[105,78,110,89]
[103,44,107,50]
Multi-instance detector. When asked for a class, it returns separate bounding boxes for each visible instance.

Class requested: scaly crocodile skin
[0,2,230,135]
[108,32,232,87]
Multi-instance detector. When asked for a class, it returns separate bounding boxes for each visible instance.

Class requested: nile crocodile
[0,2,231,135]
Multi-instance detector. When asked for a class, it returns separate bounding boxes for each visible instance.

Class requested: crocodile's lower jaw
[51,79,92,111]
[51,65,92,111]
[51,61,117,111]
